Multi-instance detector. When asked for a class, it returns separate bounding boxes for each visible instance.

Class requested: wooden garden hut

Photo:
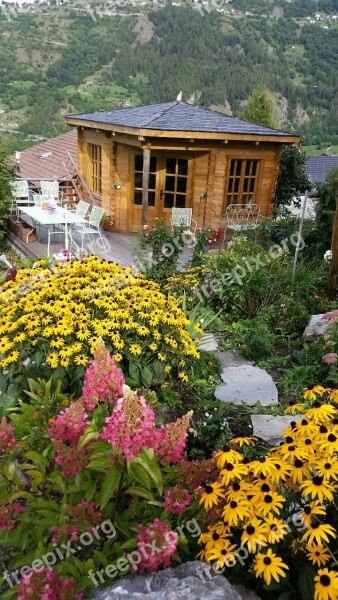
[64,101,299,232]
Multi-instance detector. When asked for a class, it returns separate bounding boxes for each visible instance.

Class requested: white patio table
[19,206,86,256]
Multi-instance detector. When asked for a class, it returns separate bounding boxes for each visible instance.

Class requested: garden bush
[197,385,338,600]
[0,256,200,399]
[0,342,202,598]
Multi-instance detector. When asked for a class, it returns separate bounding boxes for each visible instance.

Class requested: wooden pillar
[142,148,150,227]
[328,198,338,300]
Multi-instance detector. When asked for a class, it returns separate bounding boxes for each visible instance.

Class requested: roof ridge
[142,101,179,127]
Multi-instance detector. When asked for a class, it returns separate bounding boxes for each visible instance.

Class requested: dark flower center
[261,483,270,492]
[226,463,234,471]
[259,457,266,463]
[324,463,331,470]
[212,532,220,541]
[285,436,294,443]
[223,445,230,452]
[305,439,312,445]
[204,485,213,494]
[311,522,320,530]
[221,549,227,556]
[301,419,308,426]
[328,434,336,443]
[295,459,304,468]
[320,426,328,433]
[264,494,273,503]
[312,476,324,486]
[246,525,255,535]
[263,557,272,565]
[288,445,296,451]
[320,574,331,586]
[313,401,321,408]
[232,483,241,491]
[304,505,311,515]
[230,501,237,509]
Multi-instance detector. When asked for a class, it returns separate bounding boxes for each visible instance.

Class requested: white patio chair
[72,205,107,252]
[10,180,32,217]
[170,208,197,236]
[222,203,262,245]
[69,200,90,219]
[40,181,62,204]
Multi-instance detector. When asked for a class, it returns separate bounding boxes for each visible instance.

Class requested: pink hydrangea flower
[82,339,125,411]
[323,310,338,325]
[101,387,160,461]
[48,400,88,446]
[323,352,338,364]
[0,417,19,453]
[131,518,178,573]
[155,411,193,464]
[52,441,90,477]
[163,486,191,514]
[0,502,24,530]
[50,524,80,544]
[18,568,83,600]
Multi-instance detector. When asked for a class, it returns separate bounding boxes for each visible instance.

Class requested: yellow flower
[178,372,188,382]
[129,344,142,356]
[253,549,289,585]
[199,481,225,510]
[158,352,166,362]
[306,545,330,567]
[46,353,59,368]
[74,354,89,366]
[113,353,123,363]
[314,569,338,600]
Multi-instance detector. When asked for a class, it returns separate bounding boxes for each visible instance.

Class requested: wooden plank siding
[76,129,284,233]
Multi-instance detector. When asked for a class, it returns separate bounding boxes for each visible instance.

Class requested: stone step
[215,364,278,406]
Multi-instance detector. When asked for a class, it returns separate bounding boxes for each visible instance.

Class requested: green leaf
[125,486,154,500]
[77,428,99,449]
[97,466,122,509]
[133,455,163,495]
[84,478,97,502]
[298,563,315,600]
[48,471,65,493]
[141,365,153,387]
[129,462,151,488]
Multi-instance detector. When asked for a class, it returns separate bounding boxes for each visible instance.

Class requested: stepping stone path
[251,414,303,446]
[214,347,278,407]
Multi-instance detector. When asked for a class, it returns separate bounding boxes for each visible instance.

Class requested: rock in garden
[215,350,253,368]
[251,414,303,445]
[91,561,261,599]
[214,365,278,406]
[197,333,218,352]
[303,314,329,341]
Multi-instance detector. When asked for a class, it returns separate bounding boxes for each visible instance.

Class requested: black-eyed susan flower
[316,458,338,481]
[306,544,330,567]
[300,476,336,503]
[264,516,288,543]
[220,461,249,485]
[314,568,338,600]
[231,436,257,448]
[199,481,225,510]
[301,500,326,527]
[222,498,251,526]
[205,539,237,569]
[240,518,268,553]
[256,491,285,516]
[253,549,289,585]
[306,402,336,423]
[301,521,336,546]
[214,446,242,469]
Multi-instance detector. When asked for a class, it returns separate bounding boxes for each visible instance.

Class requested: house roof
[305,155,338,183]
[17,130,78,184]
[65,101,297,140]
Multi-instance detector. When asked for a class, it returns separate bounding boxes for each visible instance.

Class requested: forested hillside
[0,1,337,152]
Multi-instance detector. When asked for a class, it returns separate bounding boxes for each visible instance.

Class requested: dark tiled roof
[305,155,338,183]
[66,101,295,137]
[16,130,78,184]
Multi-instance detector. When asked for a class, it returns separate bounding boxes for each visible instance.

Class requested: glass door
[160,156,191,223]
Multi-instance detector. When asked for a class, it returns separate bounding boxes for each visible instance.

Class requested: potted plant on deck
[100,213,113,231]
